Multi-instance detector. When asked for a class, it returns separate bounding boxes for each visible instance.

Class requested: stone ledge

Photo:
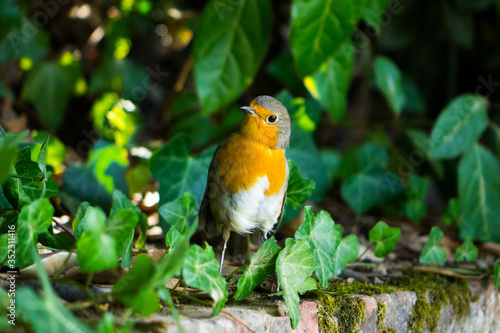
[137,280,499,333]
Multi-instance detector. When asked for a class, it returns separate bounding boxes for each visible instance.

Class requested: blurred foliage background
[1,0,500,248]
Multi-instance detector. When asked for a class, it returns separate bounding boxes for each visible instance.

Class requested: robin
[199,95,291,273]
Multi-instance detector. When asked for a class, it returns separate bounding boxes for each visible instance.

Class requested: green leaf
[372,56,405,115]
[494,260,500,287]
[21,60,81,129]
[0,287,9,330]
[32,131,66,170]
[285,160,316,209]
[305,43,355,121]
[295,207,341,288]
[182,244,228,315]
[276,238,314,329]
[320,149,342,185]
[362,0,390,33]
[165,225,182,247]
[0,130,27,185]
[333,234,359,276]
[406,128,444,178]
[73,205,107,240]
[16,254,94,333]
[368,221,401,258]
[430,95,488,160]
[419,226,446,265]
[290,0,364,77]
[341,172,403,214]
[402,75,425,114]
[458,143,500,242]
[358,142,389,173]
[455,236,478,263]
[235,237,282,300]
[106,209,139,257]
[404,174,429,223]
[442,198,459,226]
[158,192,197,233]
[77,233,118,272]
[16,198,54,267]
[193,0,271,114]
[0,233,9,264]
[88,141,129,194]
[112,254,159,316]
[150,135,212,209]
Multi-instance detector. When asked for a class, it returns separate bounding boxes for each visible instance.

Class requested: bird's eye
[267,115,278,123]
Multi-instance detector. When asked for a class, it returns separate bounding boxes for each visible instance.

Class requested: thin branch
[52,217,75,239]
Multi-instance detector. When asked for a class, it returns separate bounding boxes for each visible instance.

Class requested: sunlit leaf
[158,192,197,233]
[419,227,446,265]
[276,238,314,329]
[194,0,271,114]
[430,95,488,160]
[368,221,401,258]
[235,237,281,300]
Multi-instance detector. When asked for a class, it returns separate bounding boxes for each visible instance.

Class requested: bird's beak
[241,106,256,115]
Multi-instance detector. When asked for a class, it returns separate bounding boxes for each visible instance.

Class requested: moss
[317,293,366,333]
[321,273,475,333]
[376,301,396,333]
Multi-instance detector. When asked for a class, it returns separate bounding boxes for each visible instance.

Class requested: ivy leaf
[295,207,341,288]
[494,260,500,287]
[16,198,54,268]
[358,142,389,173]
[165,226,182,248]
[341,172,403,214]
[372,56,405,115]
[458,143,500,242]
[0,233,8,264]
[0,130,27,185]
[235,237,282,300]
[430,95,488,160]
[276,238,314,329]
[333,235,359,276]
[362,0,390,33]
[368,221,401,258]
[158,192,197,233]
[286,160,316,209]
[442,198,459,226]
[455,236,478,263]
[21,59,81,129]
[304,43,355,121]
[193,0,271,114]
[112,254,159,316]
[419,227,446,265]
[182,244,228,315]
[290,0,364,77]
[406,129,444,178]
[16,253,93,333]
[404,174,429,223]
[150,135,212,210]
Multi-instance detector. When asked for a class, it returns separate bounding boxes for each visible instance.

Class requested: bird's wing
[198,145,221,237]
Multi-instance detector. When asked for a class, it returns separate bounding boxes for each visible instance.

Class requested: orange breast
[217,135,287,196]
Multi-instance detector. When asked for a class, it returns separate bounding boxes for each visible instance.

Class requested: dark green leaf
[290,0,364,77]
[455,236,478,263]
[182,244,228,315]
[193,0,271,114]
[402,75,425,114]
[21,60,81,129]
[362,0,390,33]
[368,221,401,258]
[404,174,429,223]
[458,143,500,242]
[235,237,281,300]
[320,149,342,185]
[112,254,159,316]
[341,172,403,214]
[333,235,359,276]
[406,129,444,178]
[305,43,355,121]
[0,130,27,185]
[286,160,316,209]
[150,135,211,209]
[0,233,8,264]
[88,141,129,194]
[430,95,488,160]
[372,56,405,114]
[295,207,341,288]
[441,198,459,226]
[419,227,446,265]
[358,142,389,173]
[494,260,500,287]
[276,238,314,329]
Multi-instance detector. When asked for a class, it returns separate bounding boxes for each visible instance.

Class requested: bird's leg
[220,229,230,275]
